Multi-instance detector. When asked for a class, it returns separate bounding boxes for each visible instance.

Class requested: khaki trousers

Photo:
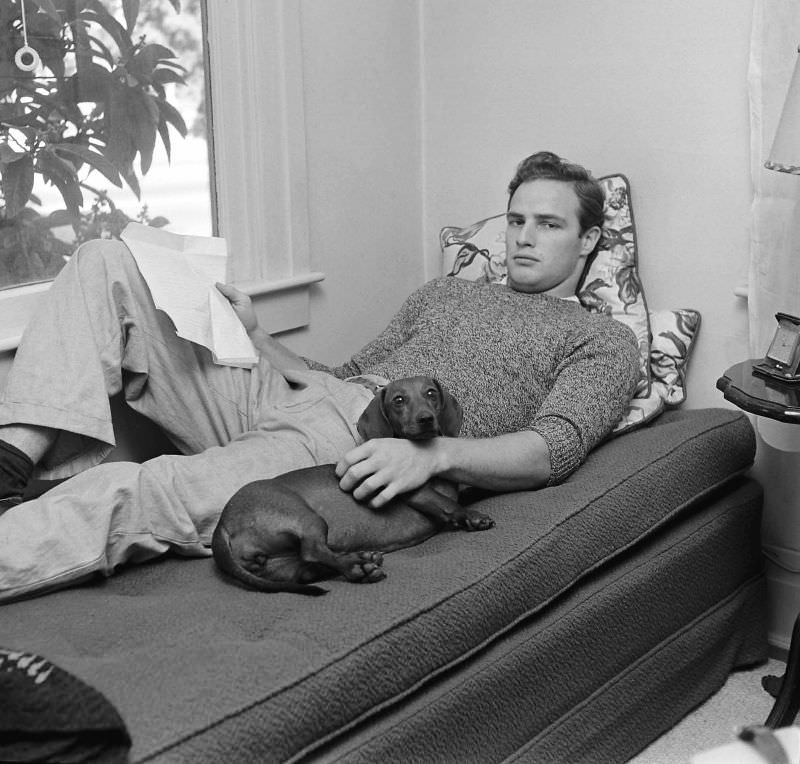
[0,240,373,601]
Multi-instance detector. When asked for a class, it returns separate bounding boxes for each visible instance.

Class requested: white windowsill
[0,271,325,354]
[237,271,325,297]
[0,282,52,353]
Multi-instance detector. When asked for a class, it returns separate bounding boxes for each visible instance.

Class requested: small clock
[753,312,800,383]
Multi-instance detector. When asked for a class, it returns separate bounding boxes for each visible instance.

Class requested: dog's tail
[211,522,328,596]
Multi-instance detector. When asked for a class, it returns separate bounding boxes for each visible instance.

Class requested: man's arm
[336,314,640,507]
[216,283,308,371]
[335,430,550,508]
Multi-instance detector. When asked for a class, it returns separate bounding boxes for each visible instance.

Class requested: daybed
[0,175,767,763]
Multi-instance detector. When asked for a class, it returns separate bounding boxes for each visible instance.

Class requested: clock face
[768,322,800,367]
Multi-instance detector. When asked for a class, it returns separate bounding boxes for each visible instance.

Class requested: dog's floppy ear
[436,380,463,437]
[357,388,395,441]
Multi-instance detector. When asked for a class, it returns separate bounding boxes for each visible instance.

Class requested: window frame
[0,0,321,352]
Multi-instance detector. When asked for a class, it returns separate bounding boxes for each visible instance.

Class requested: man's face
[505,179,599,296]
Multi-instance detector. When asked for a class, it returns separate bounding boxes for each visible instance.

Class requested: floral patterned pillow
[610,309,701,434]
[649,309,701,407]
[440,174,652,397]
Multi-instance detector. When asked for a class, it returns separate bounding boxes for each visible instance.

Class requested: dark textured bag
[0,646,130,763]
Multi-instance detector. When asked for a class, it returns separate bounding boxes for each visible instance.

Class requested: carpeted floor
[628,658,788,763]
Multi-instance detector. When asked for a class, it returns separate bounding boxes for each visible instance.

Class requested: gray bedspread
[0,408,766,763]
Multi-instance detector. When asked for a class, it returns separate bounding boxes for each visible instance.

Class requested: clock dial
[768,323,800,366]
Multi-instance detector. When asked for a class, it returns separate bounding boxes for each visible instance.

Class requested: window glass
[0,0,212,291]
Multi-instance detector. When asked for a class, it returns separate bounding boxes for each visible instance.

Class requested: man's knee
[70,238,135,276]
[65,238,147,296]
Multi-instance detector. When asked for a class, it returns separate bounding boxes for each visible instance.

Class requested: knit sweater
[308,277,640,484]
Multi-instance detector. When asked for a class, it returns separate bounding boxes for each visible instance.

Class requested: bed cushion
[314,478,766,763]
[0,408,758,763]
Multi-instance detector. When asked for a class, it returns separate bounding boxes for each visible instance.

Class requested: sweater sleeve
[531,318,640,486]
[305,282,433,378]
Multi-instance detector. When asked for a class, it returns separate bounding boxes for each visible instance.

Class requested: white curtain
[748,0,800,355]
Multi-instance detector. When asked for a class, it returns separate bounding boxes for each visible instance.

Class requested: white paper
[120,222,258,367]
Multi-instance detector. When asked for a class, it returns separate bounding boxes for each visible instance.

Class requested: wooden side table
[717,359,800,423]
[717,358,800,727]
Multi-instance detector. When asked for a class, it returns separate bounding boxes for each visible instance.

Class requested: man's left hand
[336,438,436,509]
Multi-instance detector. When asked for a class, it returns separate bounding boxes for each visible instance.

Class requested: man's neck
[542,282,580,299]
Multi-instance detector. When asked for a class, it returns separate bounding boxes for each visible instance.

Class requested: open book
[120,222,258,368]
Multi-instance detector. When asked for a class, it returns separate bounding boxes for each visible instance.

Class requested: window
[204,0,322,325]
[0,0,320,351]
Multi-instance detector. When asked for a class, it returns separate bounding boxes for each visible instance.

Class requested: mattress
[0,407,766,763]
[312,477,765,763]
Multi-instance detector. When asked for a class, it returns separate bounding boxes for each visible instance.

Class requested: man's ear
[580,225,602,256]
[357,388,395,441]
[436,381,463,437]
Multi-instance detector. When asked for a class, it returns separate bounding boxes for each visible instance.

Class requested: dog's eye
[392,395,405,406]
[425,389,439,399]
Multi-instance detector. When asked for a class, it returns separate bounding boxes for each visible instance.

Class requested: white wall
[277,0,425,364]
[420,0,754,409]
[2,1,755,396]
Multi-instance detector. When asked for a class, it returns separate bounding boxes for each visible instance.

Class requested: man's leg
[0,238,260,496]
[0,373,375,602]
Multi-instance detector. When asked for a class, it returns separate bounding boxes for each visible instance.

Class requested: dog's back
[275,466,439,550]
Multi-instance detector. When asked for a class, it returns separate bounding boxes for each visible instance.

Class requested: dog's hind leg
[296,528,386,584]
[260,499,386,584]
[403,483,494,531]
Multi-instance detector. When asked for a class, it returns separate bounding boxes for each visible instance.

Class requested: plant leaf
[88,35,116,68]
[122,0,140,33]
[119,163,140,199]
[36,151,83,217]
[104,80,137,169]
[0,62,16,99]
[1,154,35,218]
[156,119,172,163]
[127,43,179,84]
[0,144,26,163]
[70,62,111,104]
[82,0,134,58]
[26,10,65,77]
[123,90,159,175]
[52,143,123,187]
[152,67,185,87]
[26,0,61,24]
[46,209,79,228]
[155,97,187,138]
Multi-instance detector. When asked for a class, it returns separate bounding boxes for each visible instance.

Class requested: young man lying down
[0,150,639,600]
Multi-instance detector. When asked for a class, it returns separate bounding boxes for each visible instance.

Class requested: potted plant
[0,0,188,289]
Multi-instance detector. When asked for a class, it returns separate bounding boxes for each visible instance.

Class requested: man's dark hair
[507,151,605,235]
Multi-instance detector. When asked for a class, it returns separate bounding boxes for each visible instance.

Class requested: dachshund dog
[211,376,494,595]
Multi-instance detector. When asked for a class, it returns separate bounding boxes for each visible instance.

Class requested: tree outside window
[0,0,212,291]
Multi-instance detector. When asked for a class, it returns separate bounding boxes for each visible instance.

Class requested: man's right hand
[216,282,309,372]
[216,282,258,334]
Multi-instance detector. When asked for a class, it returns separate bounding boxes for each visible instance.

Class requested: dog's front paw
[463,509,495,532]
[342,551,386,583]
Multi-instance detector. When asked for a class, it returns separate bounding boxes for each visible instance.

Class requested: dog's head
[357,376,463,442]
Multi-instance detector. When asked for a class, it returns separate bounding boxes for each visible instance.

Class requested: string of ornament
[14,0,42,73]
